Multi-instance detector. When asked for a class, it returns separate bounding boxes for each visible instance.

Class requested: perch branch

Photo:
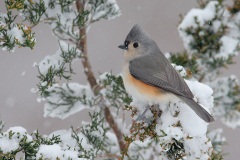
[104,104,127,152]
[76,0,100,94]
[76,0,126,153]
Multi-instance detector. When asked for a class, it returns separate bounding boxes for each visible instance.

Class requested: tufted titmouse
[118,25,214,123]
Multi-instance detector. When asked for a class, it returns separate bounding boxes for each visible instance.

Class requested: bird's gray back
[129,51,194,99]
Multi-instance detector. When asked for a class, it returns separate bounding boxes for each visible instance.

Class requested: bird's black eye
[133,42,139,48]
[133,42,138,48]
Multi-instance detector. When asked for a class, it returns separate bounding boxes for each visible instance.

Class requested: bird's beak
[118,44,126,50]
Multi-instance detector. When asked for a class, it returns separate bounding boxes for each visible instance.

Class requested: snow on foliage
[38,41,80,76]
[31,0,121,121]
[178,1,238,56]
[0,125,117,159]
[98,72,131,108]
[0,0,120,51]
[126,77,214,159]
[171,64,187,77]
[207,128,225,156]
[43,83,93,119]
[42,0,80,41]
[41,0,120,41]
[36,130,89,160]
[38,51,64,76]
[0,13,35,51]
[178,1,239,81]
[85,0,121,23]
[37,144,71,159]
[0,127,32,154]
[210,75,240,128]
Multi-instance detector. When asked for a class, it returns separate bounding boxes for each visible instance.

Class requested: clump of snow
[105,131,119,153]
[0,24,35,52]
[7,26,24,44]
[0,127,32,154]
[164,52,171,59]
[44,83,93,119]
[186,80,214,111]
[172,64,187,77]
[36,144,63,159]
[59,40,81,56]
[228,12,240,40]
[180,1,219,29]
[36,129,93,160]
[207,128,225,154]
[0,13,7,26]
[0,11,35,52]
[210,75,240,128]
[36,143,85,160]
[178,1,239,60]
[38,40,80,76]
[215,35,239,60]
[85,0,121,23]
[38,51,64,76]
[178,1,223,52]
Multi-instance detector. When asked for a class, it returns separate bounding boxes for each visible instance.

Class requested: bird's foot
[135,104,162,125]
[135,105,152,124]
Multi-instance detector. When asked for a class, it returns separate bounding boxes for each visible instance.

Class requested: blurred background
[0,0,239,159]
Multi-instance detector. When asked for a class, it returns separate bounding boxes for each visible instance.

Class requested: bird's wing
[129,53,194,98]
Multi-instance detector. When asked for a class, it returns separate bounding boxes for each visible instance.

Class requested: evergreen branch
[103,104,126,153]
[76,0,100,94]
[75,0,126,153]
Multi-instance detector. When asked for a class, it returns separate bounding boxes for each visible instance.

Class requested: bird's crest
[126,25,148,43]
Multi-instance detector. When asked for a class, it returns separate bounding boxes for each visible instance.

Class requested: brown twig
[75,0,126,153]
[198,73,205,82]
[76,0,100,94]
[104,105,127,152]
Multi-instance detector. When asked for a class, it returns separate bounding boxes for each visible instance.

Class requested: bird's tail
[178,96,215,123]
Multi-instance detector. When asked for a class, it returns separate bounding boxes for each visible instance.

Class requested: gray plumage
[123,25,214,123]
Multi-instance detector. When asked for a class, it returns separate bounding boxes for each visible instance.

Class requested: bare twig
[75,0,126,153]
[198,73,205,82]
[104,105,127,152]
[76,0,100,94]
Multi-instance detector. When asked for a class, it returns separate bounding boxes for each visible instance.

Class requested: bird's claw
[135,106,152,124]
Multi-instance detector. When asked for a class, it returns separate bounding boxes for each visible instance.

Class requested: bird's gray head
[118,25,159,61]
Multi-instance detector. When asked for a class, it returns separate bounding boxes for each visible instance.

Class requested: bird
[118,25,214,123]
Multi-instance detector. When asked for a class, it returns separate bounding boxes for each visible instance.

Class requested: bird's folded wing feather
[129,54,194,99]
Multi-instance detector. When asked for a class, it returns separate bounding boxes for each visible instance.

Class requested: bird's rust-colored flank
[126,72,161,97]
